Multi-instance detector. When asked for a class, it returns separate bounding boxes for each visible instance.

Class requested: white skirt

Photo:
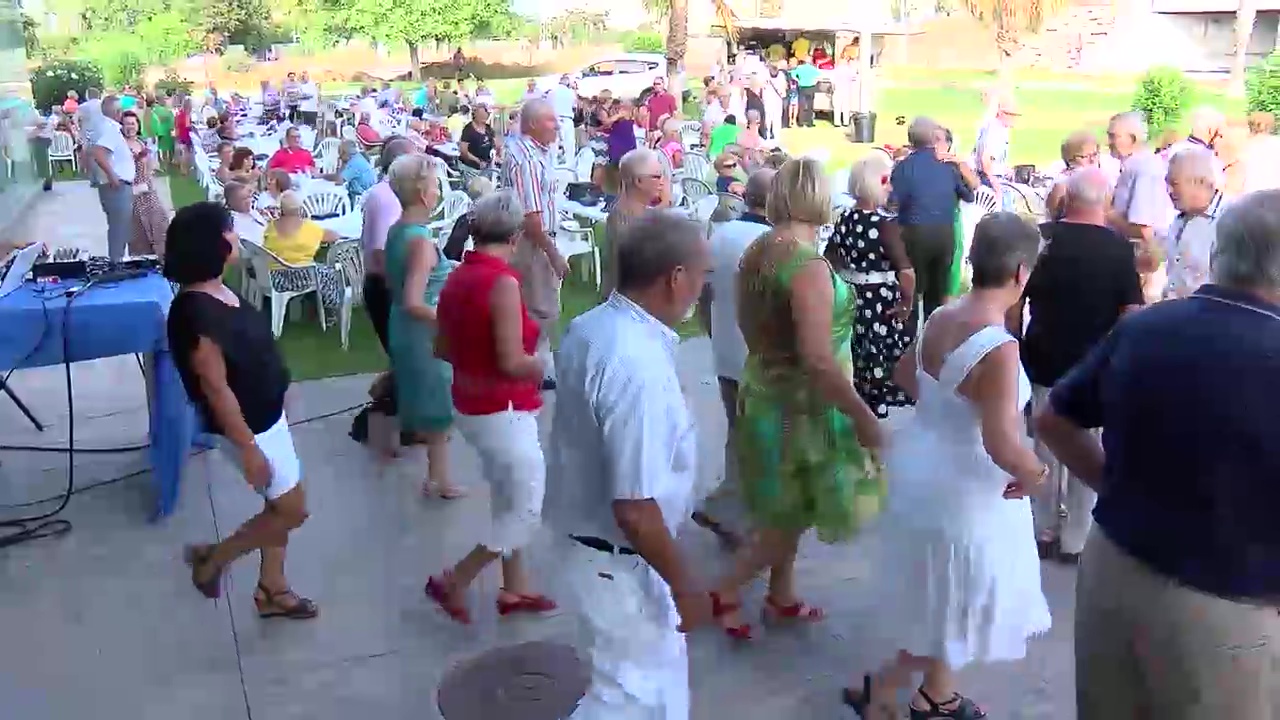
[219,412,301,501]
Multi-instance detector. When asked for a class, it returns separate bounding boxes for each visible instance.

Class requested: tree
[645,0,737,93]
[338,0,511,79]
[21,13,40,57]
[961,0,1070,82]
[1229,0,1257,98]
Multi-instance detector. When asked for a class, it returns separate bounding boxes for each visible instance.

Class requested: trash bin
[850,111,877,144]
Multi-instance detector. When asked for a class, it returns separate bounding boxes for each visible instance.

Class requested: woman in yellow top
[262,191,347,320]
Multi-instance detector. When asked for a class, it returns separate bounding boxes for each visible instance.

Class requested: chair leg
[339,292,352,350]
[270,293,288,337]
[316,291,328,331]
[592,246,601,291]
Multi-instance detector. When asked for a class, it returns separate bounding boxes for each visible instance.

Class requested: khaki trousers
[1076,529,1280,719]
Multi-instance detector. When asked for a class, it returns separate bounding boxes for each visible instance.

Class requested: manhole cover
[437,641,589,720]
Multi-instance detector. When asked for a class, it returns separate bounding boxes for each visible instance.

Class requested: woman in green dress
[384,154,464,499]
[709,157,885,640]
[150,95,176,166]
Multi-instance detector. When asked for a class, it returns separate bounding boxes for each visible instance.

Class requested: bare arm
[489,275,544,380]
[789,259,883,448]
[399,237,437,324]
[458,139,480,167]
[893,340,920,400]
[1045,182,1067,219]
[521,212,562,262]
[613,499,698,597]
[190,337,256,451]
[92,145,117,183]
[1033,407,1105,491]
[957,342,1043,487]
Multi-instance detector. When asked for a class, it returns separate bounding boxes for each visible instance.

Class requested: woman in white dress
[843,212,1052,720]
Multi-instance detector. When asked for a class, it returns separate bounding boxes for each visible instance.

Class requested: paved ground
[0,181,1077,718]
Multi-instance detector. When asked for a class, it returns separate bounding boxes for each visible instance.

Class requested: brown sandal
[183,544,222,599]
[254,583,319,620]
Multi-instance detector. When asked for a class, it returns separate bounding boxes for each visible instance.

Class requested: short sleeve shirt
[500,135,557,236]
[1111,150,1175,233]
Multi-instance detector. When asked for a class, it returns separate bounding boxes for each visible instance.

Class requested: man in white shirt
[225,182,268,246]
[692,168,774,548]
[548,210,713,720]
[77,87,103,182]
[700,91,730,147]
[297,71,320,127]
[521,78,544,105]
[972,95,1017,210]
[1162,147,1225,300]
[90,95,137,260]
[549,74,578,164]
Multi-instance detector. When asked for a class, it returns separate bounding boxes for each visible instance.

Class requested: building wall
[0,0,40,234]
[1137,11,1280,72]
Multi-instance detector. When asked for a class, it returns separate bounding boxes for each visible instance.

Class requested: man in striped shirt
[501,98,568,390]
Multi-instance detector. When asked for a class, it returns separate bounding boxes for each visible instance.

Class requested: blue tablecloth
[0,273,197,520]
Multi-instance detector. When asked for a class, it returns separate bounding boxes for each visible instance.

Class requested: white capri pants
[455,407,545,555]
[219,412,302,500]
[563,540,689,720]
[1029,385,1097,554]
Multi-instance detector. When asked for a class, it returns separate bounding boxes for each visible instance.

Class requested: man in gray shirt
[1106,111,1175,300]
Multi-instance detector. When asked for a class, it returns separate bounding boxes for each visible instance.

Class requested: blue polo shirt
[792,63,819,88]
[1050,284,1280,601]
[888,148,975,226]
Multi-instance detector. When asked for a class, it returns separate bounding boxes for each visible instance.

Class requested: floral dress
[827,207,913,418]
[735,235,883,541]
[129,146,169,256]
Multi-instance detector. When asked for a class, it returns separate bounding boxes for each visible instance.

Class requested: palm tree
[961,0,1070,82]
[1229,0,1256,98]
[643,0,738,90]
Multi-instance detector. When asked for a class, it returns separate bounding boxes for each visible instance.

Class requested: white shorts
[455,407,545,555]
[219,412,302,500]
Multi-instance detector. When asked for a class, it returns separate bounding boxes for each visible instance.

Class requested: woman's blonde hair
[848,153,891,207]
[661,117,681,137]
[1060,129,1098,165]
[767,157,831,225]
[278,190,305,217]
[466,176,495,200]
[386,153,437,207]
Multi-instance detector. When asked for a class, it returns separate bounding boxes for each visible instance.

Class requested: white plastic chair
[300,188,352,219]
[688,195,719,226]
[573,148,595,182]
[427,190,471,237]
[315,137,341,174]
[239,240,327,337]
[683,151,712,182]
[553,165,577,196]
[48,131,77,174]
[679,120,702,149]
[680,176,714,204]
[557,215,601,290]
[325,238,363,350]
[341,125,358,142]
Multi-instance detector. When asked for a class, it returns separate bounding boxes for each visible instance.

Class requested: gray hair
[1167,147,1218,186]
[968,212,1042,288]
[1063,166,1109,208]
[223,180,251,205]
[100,94,120,118]
[743,169,774,210]
[1211,190,1280,292]
[386,153,436,207]
[378,135,416,174]
[338,139,362,158]
[615,210,705,292]
[470,189,525,245]
[520,98,553,133]
[848,153,892,206]
[618,148,661,191]
[1109,111,1149,143]
[907,116,939,149]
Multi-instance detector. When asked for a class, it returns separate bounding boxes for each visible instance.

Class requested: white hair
[1109,111,1149,143]
[1188,105,1225,133]
[470,189,524,243]
[847,153,891,206]
[907,116,940,149]
[618,148,661,190]
[1167,147,1218,186]
[1064,166,1110,208]
[1211,190,1280,292]
[386,153,436,207]
[520,98,553,133]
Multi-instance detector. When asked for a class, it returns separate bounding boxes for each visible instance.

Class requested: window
[583,62,616,77]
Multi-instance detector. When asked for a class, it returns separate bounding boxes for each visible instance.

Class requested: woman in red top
[426,188,556,624]
[266,126,316,174]
[175,96,193,175]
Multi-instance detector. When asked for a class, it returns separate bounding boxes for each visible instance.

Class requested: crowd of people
[46,53,1272,719]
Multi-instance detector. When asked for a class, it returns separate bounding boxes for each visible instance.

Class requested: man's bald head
[743,169,775,211]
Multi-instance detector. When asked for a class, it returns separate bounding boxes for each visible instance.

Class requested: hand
[240,443,272,492]
[854,413,885,451]
[674,590,713,633]
[550,252,570,279]
[1003,466,1047,500]
[106,174,120,188]
[936,151,959,164]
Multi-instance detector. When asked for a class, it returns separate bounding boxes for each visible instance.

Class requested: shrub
[624,31,665,54]
[100,49,145,90]
[1132,66,1192,134]
[154,70,194,99]
[30,59,105,113]
[1246,50,1280,119]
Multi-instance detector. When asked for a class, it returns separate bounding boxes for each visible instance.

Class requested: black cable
[0,401,366,510]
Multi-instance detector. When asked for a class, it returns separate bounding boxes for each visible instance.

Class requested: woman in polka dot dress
[825,155,916,418]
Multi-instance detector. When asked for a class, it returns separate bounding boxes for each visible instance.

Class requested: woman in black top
[458,105,496,171]
[165,201,317,620]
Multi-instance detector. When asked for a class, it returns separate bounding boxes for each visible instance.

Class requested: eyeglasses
[1071,151,1100,163]
[722,163,738,170]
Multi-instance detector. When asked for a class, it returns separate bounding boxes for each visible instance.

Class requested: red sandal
[425,575,472,625]
[762,595,824,624]
[710,591,753,641]
[496,592,558,616]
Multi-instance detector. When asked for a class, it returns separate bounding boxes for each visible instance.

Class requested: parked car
[537,54,690,103]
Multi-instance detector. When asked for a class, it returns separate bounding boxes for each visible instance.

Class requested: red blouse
[267,147,315,173]
[436,251,542,415]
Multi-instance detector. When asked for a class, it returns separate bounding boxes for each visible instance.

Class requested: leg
[1029,384,1065,556]
[919,224,952,320]
[1057,470,1097,558]
[422,430,463,498]
[107,185,135,261]
[253,485,318,618]
[1075,531,1146,719]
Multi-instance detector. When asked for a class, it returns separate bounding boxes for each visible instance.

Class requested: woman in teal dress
[708,158,885,641]
[384,154,464,498]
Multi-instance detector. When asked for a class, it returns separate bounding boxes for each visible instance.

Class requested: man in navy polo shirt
[1035,189,1280,719]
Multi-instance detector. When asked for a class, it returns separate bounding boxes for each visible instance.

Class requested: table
[561,199,608,224]
[316,211,364,239]
[0,273,198,520]
[430,142,460,159]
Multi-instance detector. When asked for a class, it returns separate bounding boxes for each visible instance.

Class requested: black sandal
[254,583,319,620]
[840,673,873,718]
[909,686,987,719]
[183,544,222,599]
